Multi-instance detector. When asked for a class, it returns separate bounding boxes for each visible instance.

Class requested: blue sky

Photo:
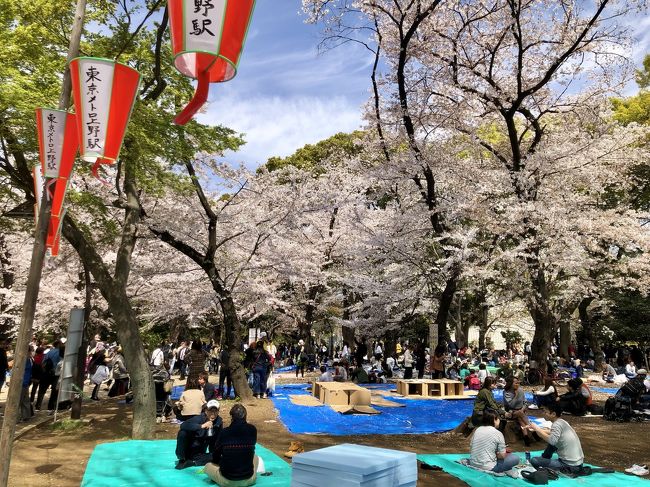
[197,0,374,168]
[196,1,650,169]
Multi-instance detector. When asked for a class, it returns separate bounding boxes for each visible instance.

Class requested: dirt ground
[5,373,650,486]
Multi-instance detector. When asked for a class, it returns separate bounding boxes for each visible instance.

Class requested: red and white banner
[35,108,78,180]
[168,0,256,124]
[70,57,141,178]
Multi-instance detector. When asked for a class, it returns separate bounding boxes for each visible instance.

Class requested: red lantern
[168,0,256,125]
[69,57,141,178]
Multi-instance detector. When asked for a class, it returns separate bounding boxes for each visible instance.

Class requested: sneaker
[635,467,650,477]
[626,464,647,474]
[262,394,268,399]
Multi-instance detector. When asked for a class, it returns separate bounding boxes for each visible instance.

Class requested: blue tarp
[591,386,619,395]
[271,383,477,435]
[275,365,297,373]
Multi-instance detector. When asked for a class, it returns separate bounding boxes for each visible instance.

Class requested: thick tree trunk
[62,217,156,439]
[341,325,355,351]
[220,295,251,400]
[559,320,571,358]
[434,272,458,346]
[478,297,489,352]
[578,297,604,371]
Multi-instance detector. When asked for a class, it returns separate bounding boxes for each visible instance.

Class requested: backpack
[299,352,308,364]
[604,395,634,422]
[469,375,481,390]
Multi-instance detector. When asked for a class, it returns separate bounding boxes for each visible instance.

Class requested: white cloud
[198,95,364,168]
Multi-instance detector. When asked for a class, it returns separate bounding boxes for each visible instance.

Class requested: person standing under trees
[430,345,446,379]
[218,347,233,400]
[177,341,189,380]
[0,339,9,397]
[403,344,414,379]
[251,340,271,398]
[185,340,208,387]
[108,346,129,397]
[415,343,427,379]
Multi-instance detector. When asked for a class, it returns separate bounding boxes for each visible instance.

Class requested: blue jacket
[180,412,223,453]
[23,359,33,387]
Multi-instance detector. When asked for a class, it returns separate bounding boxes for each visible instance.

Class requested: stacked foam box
[291,443,417,487]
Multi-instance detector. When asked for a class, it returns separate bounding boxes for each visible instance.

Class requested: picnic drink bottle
[525,451,531,465]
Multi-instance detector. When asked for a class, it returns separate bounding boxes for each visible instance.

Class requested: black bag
[43,357,55,376]
[604,395,634,421]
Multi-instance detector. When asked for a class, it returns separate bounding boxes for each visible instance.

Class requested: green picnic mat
[81,440,291,486]
[417,451,647,487]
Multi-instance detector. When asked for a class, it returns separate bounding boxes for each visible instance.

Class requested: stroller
[152,367,174,419]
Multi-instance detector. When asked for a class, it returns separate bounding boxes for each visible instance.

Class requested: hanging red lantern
[35,108,79,255]
[69,57,141,178]
[168,0,256,125]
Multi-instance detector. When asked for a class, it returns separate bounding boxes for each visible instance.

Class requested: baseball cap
[637,369,647,375]
[206,399,220,410]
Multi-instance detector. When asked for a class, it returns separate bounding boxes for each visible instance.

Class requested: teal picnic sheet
[417,451,648,487]
[81,439,291,487]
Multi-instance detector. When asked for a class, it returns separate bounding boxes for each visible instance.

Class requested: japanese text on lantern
[46,113,58,173]
[85,65,102,151]
[191,0,215,36]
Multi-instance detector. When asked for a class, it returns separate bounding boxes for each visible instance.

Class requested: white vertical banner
[77,59,114,162]
[58,308,85,404]
[183,0,226,52]
[38,109,67,178]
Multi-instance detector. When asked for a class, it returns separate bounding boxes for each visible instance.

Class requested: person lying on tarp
[526,409,585,474]
[205,404,259,487]
[175,400,222,469]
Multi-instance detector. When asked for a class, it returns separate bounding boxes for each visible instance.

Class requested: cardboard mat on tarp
[330,404,381,414]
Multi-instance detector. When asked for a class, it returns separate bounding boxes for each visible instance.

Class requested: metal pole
[0,1,86,484]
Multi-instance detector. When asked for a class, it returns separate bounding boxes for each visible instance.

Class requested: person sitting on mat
[472,377,508,429]
[503,377,533,446]
[175,399,222,469]
[469,410,520,473]
[526,410,584,474]
[205,404,259,486]
[173,378,206,421]
[532,377,558,409]
[555,378,591,417]
[318,365,333,382]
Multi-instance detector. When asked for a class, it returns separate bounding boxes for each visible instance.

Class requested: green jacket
[473,387,502,414]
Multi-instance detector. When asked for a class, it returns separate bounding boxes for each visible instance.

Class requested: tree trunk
[434,272,458,346]
[220,295,251,400]
[341,325,355,351]
[71,264,91,420]
[578,297,604,371]
[478,297,489,352]
[559,320,571,358]
[62,217,156,439]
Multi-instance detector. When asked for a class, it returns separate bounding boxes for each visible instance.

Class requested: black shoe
[175,460,195,470]
[91,397,100,401]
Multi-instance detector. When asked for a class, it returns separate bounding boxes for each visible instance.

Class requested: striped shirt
[470,426,505,470]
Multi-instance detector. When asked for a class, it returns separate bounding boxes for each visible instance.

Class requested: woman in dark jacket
[251,341,271,398]
[185,340,208,388]
[472,377,506,429]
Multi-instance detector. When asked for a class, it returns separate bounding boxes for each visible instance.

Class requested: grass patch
[50,419,88,432]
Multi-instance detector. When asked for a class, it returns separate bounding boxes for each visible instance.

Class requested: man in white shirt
[527,412,584,473]
[625,361,637,379]
[150,343,165,368]
[318,366,333,382]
